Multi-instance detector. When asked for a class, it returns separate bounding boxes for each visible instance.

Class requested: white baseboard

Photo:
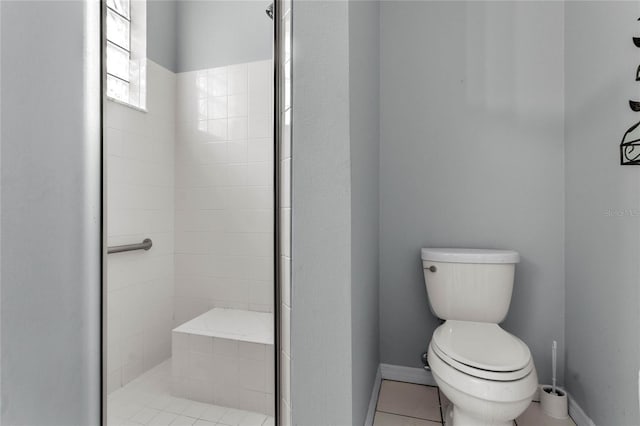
[364,366,382,426]
[380,363,437,386]
[568,394,596,426]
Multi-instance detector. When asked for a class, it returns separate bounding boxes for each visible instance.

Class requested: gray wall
[175,0,272,73]
[0,1,102,424]
[349,1,380,425]
[147,0,272,73]
[379,1,566,386]
[147,0,177,72]
[291,1,354,424]
[565,2,640,423]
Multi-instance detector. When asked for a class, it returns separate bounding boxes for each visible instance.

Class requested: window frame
[105,0,146,111]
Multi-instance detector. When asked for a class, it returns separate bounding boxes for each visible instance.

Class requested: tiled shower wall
[279,1,293,424]
[106,58,275,393]
[106,60,176,393]
[174,60,274,326]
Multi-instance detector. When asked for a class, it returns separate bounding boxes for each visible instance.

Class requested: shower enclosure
[101,1,288,424]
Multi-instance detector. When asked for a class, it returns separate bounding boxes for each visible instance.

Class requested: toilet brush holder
[540,385,568,419]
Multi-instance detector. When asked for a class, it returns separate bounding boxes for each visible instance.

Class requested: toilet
[422,248,537,426]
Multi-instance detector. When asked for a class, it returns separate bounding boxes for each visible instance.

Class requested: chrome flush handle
[426,265,437,273]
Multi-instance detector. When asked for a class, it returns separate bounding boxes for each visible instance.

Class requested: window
[106,0,146,110]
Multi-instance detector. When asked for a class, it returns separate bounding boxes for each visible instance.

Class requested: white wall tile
[228,140,249,164]
[175,210,226,232]
[213,338,239,358]
[174,297,212,327]
[224,209,273,233]
[175,60,274,319]
[239,359,267,392]
[248,115,271,139]
[248,162,273,187]
[214,278,250,303]
[248,138,272,163]
[248,61,272,117]
[207,67,228,97]
[228,94,248,117]
[207,96,228,120]
[106,60,176,393]
[206,119,228,141]
[227,64,248,95]
[189,334,213,354]
[239,341,266,361]
[106,126,124,158]
[228,117,248,141]
[227,164,249,186]
[249,280,273,308]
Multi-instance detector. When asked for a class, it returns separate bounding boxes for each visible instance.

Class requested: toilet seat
[428,343,538,407]
[431,341,534,381]
[431,321,533,381]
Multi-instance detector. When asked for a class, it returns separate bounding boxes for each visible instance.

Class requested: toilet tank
[422,248,520,323]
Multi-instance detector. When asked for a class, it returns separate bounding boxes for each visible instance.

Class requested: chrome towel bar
[107,238,153,254]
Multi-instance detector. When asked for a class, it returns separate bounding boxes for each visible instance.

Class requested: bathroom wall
[105,60,176,392]
[176,1,273,73]
[565,2,640,423]
[349,1,381,424]
[379,1,566,385]
[173,59,274,325]
[0,1,101,424]
[147,0,273,74]
[291,0,354,424]
[147,0,177,72]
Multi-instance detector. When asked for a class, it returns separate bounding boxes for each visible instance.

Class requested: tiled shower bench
[171,308,274,416]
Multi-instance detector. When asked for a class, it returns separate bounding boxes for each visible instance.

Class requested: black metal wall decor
[620,21,640,164]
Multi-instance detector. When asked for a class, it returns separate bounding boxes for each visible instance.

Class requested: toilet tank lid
[421,248,520,264]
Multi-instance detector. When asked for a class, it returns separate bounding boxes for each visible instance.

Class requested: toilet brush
[552,340,557,395]
[540,340,568,419]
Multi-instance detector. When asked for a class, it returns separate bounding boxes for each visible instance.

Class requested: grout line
[372,385,380,416]
[382,378,438,389]
[377,380,443,424]
[376,409,442,424]
[437,388,444,424]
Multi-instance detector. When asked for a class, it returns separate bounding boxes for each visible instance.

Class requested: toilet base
[443,405,453,426]
[428,343,535,426]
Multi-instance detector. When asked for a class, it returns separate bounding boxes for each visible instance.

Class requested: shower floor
[107,360,275,426]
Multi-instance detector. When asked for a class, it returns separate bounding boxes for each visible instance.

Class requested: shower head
[266,3,274,20]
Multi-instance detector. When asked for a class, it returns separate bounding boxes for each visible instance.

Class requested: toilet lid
[432,321,531,372]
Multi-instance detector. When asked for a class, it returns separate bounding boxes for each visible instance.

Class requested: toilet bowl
[427,321,537,426]
[421,248,537,426]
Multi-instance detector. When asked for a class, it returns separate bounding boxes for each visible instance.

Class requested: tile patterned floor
[110,367,577,426]
[107,360,274,426]
[373,380,577,426]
